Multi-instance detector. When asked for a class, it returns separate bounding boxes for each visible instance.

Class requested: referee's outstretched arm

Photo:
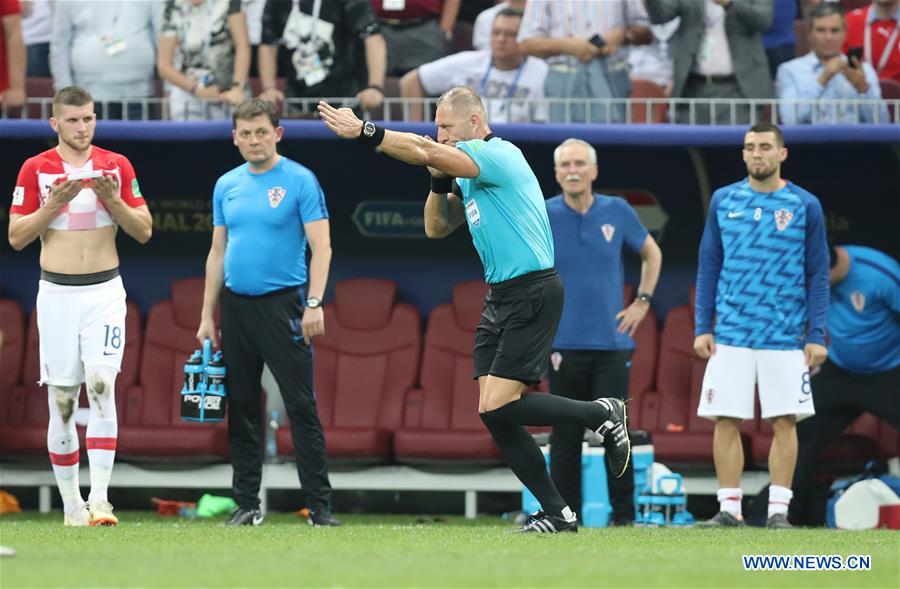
[317,101,479,178]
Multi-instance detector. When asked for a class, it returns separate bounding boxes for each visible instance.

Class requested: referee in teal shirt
[319,87,632,534]
[197,99,339,528]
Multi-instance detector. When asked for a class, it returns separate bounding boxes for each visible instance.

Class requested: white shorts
[697,344,815,422]
[36,276,127,386]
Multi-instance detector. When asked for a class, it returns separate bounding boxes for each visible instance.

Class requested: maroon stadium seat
[0,299,25,402]
[277,278,421,461]
[0,301,142,457]
[393,280,503,463]
[622,285,658,429]
[629,79,668,124]
[119,278,228,460]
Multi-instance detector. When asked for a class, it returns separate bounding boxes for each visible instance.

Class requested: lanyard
[182,0,215,63]
[479,58,526,104]
[292,0,323,39]
[864,19,900,75]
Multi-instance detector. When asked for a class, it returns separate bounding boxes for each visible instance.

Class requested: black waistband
[41,267,119,286]
[223,284,305,300]
[689,72,738,83]
[490,268,557,291]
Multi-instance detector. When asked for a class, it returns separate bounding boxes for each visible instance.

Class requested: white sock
[768,485,793,518]
[717,487,743,518]
[47,385,84,514]
[560,506,576,522]
[85,368,118,504]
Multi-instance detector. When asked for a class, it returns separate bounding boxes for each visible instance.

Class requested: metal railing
[3,97,898,125]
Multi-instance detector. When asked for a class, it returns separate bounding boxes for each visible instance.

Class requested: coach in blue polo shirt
[196,99,339,528]
[791,244,900,526]
[545,138,662,526]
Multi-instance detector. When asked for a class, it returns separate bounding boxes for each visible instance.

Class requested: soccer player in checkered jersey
[693,122,829,529]
[8,86,152,526]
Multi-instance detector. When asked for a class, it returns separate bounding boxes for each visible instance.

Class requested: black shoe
[225,507,264,526]
[766,513,794,529]
[515,510,578,533]
[697,511,745,528]
[307,509,342,527]
[594,398,631,478]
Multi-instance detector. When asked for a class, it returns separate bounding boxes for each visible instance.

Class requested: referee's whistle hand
[693,334,716,359]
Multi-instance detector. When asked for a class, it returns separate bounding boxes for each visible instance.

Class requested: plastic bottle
[206,352,225,393]
[183,351,203,392]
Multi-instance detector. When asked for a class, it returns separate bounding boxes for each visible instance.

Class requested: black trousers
[547,349,635,523]
[791,360,900,525]
[220,285,332,511]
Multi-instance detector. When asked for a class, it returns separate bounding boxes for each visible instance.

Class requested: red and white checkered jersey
[10,147,146,231]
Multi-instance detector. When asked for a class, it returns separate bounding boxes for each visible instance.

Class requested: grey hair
[553,138,598,166]
[436,86,487,118]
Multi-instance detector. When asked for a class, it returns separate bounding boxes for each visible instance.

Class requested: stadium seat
[793,20,809,57]
[277,278,421,462]
[24,77,54,119]
[119,278,228,460]
[393,280,503,463]
[642,287,754,463]
[752,411,886,469]
[448,20,474,55]
[622,285,658,429]
[0,299,25,402]
[880,79,900,120]
[0,301,142,457]
[629,79,668,124]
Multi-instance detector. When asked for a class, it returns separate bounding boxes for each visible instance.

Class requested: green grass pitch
[1,512,897,588]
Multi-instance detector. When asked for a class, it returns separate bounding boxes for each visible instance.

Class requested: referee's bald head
[436,86,488,120]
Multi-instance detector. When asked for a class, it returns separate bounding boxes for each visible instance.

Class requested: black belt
[378,15,436,29]
[689,72,738,84]
[490,268,558,291]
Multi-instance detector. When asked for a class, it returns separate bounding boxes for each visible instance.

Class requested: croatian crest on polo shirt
[774,208,793,231]
[268,186,286,208]
[550,352,563,372]
[601,223,615,242]
[850,290,866,312]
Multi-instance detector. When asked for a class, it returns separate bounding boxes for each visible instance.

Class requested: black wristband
[430,175,453,194]
[357,121,385,147]
[365,84,384,94]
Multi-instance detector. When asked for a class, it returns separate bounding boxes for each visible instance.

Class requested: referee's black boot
[307,508,342,527]
[594,397,631,478]
[515,510,578,533]
[225,507,264,526]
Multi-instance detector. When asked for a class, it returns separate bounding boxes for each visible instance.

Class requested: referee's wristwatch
[636,292,653,304]
[306,297,323,309]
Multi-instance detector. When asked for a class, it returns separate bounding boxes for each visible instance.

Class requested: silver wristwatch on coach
[306,297,323,309]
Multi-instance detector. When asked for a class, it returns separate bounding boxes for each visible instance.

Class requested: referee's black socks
[481,395,608,431]
[479,416,568,517]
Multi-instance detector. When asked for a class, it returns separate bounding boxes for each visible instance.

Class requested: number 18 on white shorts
[36,276,127,386]
[697,343,815,422]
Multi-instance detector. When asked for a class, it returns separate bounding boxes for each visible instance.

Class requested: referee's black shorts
[473,268,563,385]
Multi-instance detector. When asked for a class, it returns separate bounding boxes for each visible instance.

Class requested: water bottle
[203,351,227,421]
[183,351,203,392]
[266,409,281,461]
[206,352,225,393]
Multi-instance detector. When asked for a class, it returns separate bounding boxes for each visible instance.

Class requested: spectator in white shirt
[400,7,548,123]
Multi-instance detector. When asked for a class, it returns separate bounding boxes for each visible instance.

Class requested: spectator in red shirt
[844,0,900,82]
[1,0,26,108]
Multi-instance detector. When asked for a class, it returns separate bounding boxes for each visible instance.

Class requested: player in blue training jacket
[318,87,631,534]
[791,244,899,525]
[693,123,829,529]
